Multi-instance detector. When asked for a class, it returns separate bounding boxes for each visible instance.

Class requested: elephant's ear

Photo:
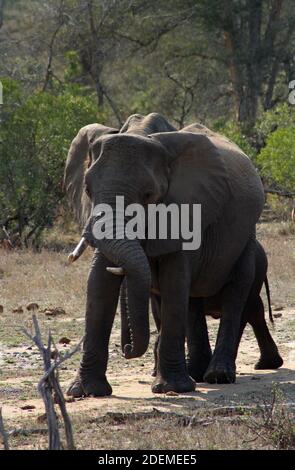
[144,131,231,257]
[64,123,118,228]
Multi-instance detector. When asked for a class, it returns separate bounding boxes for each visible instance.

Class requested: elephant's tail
[264,276,274,324]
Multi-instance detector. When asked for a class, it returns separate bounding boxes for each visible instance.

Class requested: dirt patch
[0,226,294,449]
[1,309,295,421]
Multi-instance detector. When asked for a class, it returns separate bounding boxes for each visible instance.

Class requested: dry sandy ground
[0,223,294,449]
[0,310,294,420]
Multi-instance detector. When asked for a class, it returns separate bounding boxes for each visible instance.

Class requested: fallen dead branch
[90,408,240,428]
[89,402,295,430]
[8,428,48,437]
[265,188,295,199]
[22,314,82,450]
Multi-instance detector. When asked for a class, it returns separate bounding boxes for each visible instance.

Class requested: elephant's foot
[255,353,283,370]
[67,372,112,398]
[152,373,196,394]
[187,354,212,383]
[188,364,210,383]
[204,357,236,384]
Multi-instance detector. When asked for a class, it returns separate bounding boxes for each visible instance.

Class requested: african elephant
[148,239,283,383]
[64,112,270,396]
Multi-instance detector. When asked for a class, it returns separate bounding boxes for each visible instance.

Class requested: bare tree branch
[164,64,198,127]
[22,315,82,450]
[264,188,295,198]
[0,407,10,450]
[42,1,66,92]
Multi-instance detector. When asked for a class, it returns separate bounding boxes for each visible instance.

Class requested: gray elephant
[147,239,283,383]
[64,113,278,396]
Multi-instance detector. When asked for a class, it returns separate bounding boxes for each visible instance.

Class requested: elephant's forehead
[98,134,166,162]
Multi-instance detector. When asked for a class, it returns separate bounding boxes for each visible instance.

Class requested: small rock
[273,306,284,311]
[26,302,39,311]
[165,391,179,396]
[273,313,282,318]
[12,306,23,313]
[58,336,71,345]
[0,305,3,313]
[21,405,36,410]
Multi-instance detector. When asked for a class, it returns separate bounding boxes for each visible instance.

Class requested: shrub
[0,78,105,247]
[256,127,295,193]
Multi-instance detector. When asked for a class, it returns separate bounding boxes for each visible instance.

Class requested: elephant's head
[83,134,171,359]
[64,121,235,359]
[64,127,173,359]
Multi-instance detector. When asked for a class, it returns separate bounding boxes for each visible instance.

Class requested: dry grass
[0,221,294,450]
[257,222,295,307]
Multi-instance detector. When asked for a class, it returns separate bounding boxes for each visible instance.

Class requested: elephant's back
[212,134,265,229]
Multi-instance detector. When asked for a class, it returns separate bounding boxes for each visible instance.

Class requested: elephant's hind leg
[248,296,283,370]
[187,298,212,382]
[204,239,256,384]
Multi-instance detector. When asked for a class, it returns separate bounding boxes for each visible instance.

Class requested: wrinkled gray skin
[64,113,275,397]
[149,240,283,382]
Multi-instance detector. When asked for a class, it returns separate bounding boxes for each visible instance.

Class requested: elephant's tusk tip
[67,253,76,264]
[67,237,88,264]
[106,267,125,276]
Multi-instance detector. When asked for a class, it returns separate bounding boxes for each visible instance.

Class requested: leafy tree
[0,78,105,246]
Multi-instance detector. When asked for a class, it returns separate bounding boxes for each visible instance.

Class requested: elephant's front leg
[67,251,122,397]
[204,240,256,384]
[152,253,196,394]
[150,293,161,377]
[187,298,212,382]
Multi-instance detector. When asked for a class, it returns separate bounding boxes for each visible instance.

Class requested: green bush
[0,79,105,247]
[256,103,295,141]
[256,104,295,192]
[256,127,295,192]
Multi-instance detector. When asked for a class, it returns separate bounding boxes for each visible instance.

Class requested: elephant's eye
[143,190,154,204]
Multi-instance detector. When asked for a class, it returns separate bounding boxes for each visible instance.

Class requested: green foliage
[257,126,295,192]
[0,78,104,246]
[64,51,83,82]
[212,120,256,159]
[255,104,295,192]
[256,104,295,141]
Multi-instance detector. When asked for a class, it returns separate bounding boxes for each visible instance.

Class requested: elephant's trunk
[99,237,150,358]
[120,279,132,354]
[84,198,151,359]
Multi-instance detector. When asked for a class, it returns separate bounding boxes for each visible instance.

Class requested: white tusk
[106,267,125,276]
[67,237,88,264]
